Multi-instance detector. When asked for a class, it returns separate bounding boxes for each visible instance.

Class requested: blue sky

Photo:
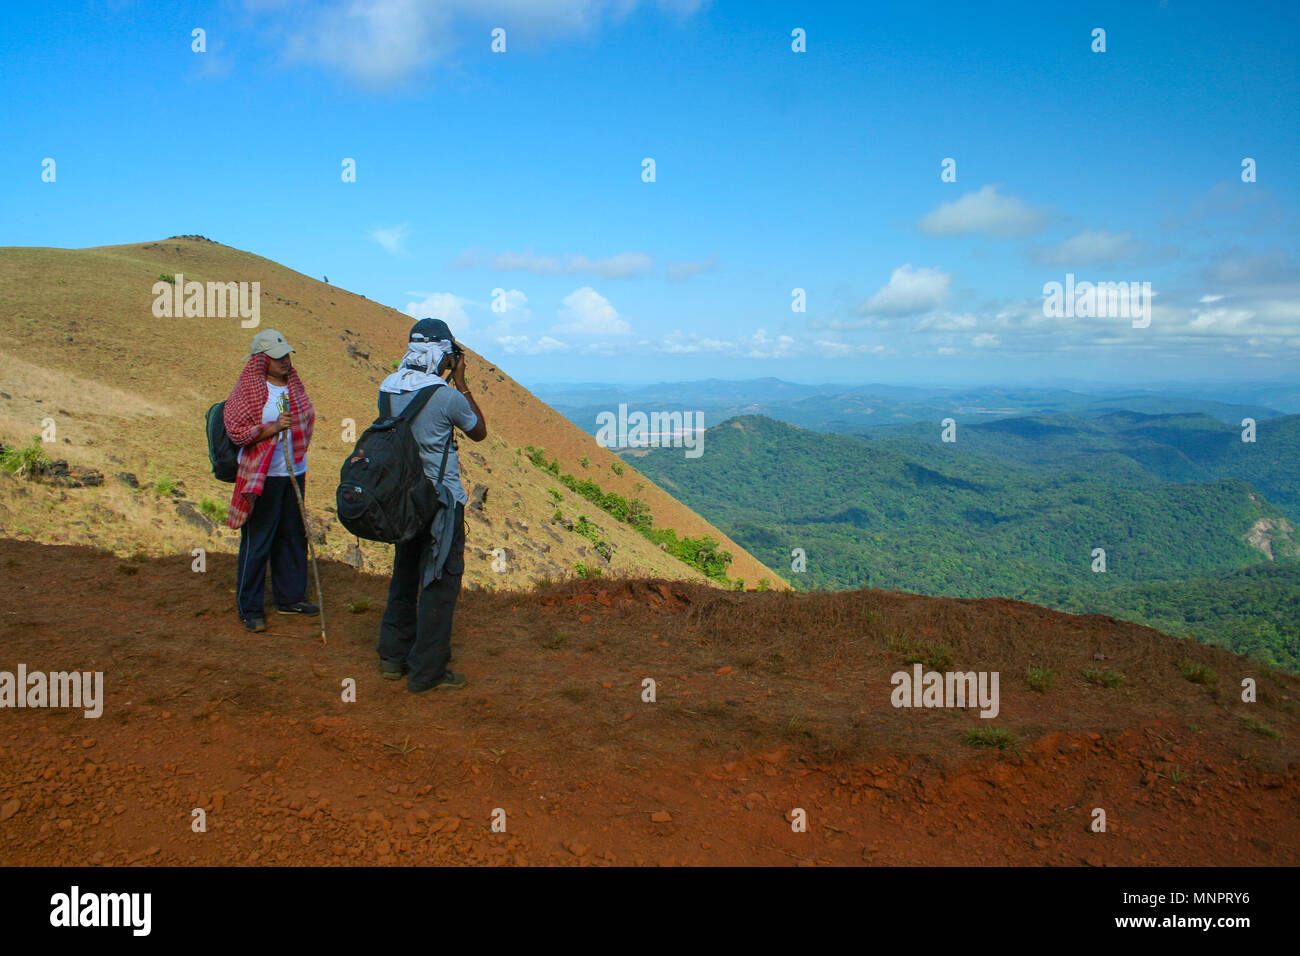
[3,0,1298,388]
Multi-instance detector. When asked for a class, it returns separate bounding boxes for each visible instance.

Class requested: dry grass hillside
[0,237,785,591]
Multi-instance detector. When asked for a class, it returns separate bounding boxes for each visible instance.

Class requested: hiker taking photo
[223,329,318,633]
[375,318,487,692]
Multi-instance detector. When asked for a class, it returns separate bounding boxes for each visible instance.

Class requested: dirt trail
[1,539,1296,866]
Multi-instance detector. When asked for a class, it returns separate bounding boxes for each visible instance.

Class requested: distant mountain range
[536,377,1294,437]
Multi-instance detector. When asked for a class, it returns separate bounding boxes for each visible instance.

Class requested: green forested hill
[863,411,1300,520]
[630,414,1300,669]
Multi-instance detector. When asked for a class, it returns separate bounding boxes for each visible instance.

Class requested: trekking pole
[278,395,327,645]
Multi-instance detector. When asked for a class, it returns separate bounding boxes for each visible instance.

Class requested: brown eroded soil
[0,538,1297,866]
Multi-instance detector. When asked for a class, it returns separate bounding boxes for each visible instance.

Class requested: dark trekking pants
[236,473,308,618]
[377,502,466,688]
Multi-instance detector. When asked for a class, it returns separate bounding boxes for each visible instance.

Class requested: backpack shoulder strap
[381,382,443,422]
[399,383,443,422]
[434,432,452,484]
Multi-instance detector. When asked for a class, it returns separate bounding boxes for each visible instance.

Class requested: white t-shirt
[236,383,307,476]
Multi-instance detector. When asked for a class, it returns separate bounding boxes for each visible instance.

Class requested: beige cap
[246,329,295,360]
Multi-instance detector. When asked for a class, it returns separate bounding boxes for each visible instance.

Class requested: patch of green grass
[346,598,373,614]
[610,461,624,476]
[0,437,51,478]
[1082,669,1125,689]
[158,273,175,284]
[1177,659,1216,685]
[579,456,589,469]
[1243,717,1280,739]
[539,632,569,650]
[575,562,602,579]
[198,496,227,524]
[925,645,954,670]
[964,726,1018,750]
[153,474,178,496]
[1026,666,1055,693]
[547,488,563,503]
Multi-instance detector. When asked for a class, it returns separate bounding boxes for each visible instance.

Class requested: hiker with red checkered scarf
[223,329,317,633]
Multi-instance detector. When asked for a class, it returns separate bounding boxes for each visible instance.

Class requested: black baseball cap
[409,318,455,344]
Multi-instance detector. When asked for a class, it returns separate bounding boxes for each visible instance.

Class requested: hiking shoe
[408,671,467,693]
[242,616,267,633]
[380,659,407,681]
[277,601,320,615]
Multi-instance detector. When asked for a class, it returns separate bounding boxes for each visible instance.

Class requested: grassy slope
[0,238,784,590]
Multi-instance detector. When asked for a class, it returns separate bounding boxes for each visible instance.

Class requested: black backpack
[335,385,450,543]
[205,402,239,483]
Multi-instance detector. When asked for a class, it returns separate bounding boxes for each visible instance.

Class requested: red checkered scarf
[223,353,315,529]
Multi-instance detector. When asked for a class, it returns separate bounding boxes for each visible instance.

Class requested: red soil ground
[1,539,1296,866]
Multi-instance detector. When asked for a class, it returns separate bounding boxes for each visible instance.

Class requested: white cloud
[553,287,630,335]
[496,334,567,355]
[918,184,1048,238]
[862,263,951,316]
[369,223,411,255]
[1033,228,1142,266]
[915,311,979,331]
[491,287,530,315]
[971,333,999,348]
[453,247,654,278]
[667,251,719,281]
[404,292,470,330]
[273,0,708,87]
[814,340,888,356]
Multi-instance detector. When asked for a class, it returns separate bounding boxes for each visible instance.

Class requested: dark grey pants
[236,473,308,618]
[377,503,465,688]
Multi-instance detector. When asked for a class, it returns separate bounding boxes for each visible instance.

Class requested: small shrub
[1177,659,1216,685]
[547,488,563,503]
[158,273,176,283]
[1243,717,1280,739]
[347,598,373,614]
[925,645,953,671]
[198,496,227,524]
[965,727,1018,751]
[579,456,589,468]
[539,632,569,650]
[1082,669,1125,689]
[610,461,624,476]
[0,437,51,478]
[1026,666,1055,693]
[575,562,602,579]
[153,475,178,496]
